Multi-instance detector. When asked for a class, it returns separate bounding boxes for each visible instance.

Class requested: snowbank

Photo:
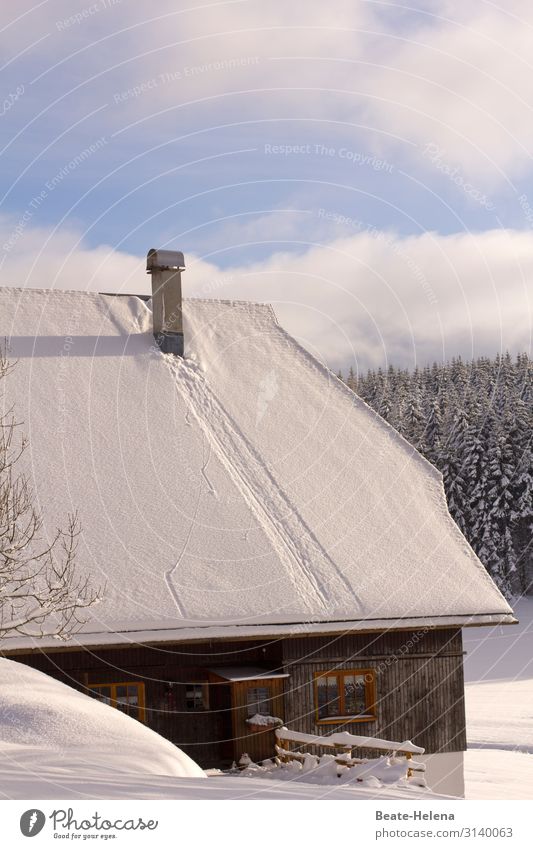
[239,754,427,792]
[0,659,204,798]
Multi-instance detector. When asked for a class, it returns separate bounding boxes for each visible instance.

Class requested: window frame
[89,681,146,723]
[185,682,210,712]
[246,685,272,718]
[313,668,376,724]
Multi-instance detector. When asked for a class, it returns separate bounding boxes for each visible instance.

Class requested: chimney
[146,248,185,356]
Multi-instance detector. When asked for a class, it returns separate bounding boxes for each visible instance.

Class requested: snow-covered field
[464,596,533,799]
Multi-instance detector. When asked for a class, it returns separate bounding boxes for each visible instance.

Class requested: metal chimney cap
[146,248,185,272]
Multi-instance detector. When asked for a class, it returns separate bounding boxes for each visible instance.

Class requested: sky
[1,0,532,371]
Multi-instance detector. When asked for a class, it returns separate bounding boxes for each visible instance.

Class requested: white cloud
[186,226,533,370]
[362,2,533,183]
[0,216,141,293]
[4,1,533,184]
[1,217,531,370]
[2,3,532,371]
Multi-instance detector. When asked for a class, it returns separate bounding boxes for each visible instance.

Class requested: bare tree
[1,349,101,641]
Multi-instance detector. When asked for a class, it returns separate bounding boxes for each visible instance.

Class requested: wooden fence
[274,727,425,779]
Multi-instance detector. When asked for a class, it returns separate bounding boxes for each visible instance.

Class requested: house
[0,250,515,796]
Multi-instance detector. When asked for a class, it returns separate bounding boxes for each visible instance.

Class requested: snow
[463,750,533,801]
[240,753,427,790]
[0,659,449,800]
[246,714,283,726]
[464,597,533,799]
[3,614,513,651]
[209,667,289,681]
[275,726,424,754]
[2,772,451,801]
[0,658,205,799]
[466,679,533,753]
[0,287,512,650]
[6,596,532,801]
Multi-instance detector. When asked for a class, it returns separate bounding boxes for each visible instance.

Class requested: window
[185,683,209,711]
[314,669,376,723]
[89,682,145,723]
[246,686,271,717]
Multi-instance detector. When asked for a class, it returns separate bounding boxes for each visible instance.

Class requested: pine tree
[351,351,533,597]
[439,407,470,535]
[424,398,443,465]
[403,389,425,452]
[346,366,357,393]
[482,429,518,594]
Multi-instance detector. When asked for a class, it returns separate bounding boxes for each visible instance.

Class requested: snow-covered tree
[345,351,533,597]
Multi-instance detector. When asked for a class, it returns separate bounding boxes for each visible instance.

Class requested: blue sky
[1,0,532,369]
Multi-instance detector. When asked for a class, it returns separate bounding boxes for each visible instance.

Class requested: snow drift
[0,658,205,794]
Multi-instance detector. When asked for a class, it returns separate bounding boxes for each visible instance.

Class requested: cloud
[185,226,533,370]
[1,217,531,370]
[362,2,533,183]
[0,216,141,293]
[4,1,533,188]
[1,4,532,371]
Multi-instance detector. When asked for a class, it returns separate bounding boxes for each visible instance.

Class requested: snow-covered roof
[0,286,514,650]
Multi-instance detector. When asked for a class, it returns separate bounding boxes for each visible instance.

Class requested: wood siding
[8,640,284,767]
[281,629,466,755]
[6,627,466,766]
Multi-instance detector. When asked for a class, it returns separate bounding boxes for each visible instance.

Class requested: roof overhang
[208,667,290,682]
[1,612,517,655]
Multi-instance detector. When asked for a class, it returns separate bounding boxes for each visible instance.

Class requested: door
[231,677,285,764]
[209,682,234,763]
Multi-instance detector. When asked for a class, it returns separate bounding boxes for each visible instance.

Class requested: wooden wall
[6,627,466,766]
[9,640,284,767]
[281,628,467,754]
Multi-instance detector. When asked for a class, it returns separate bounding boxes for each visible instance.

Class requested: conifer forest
[342,353,533,598]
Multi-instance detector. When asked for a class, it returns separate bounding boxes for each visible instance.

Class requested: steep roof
[0,286,514,650]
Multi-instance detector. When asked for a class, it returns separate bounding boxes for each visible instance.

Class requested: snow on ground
[466,678,533,752]
[239,753,427,790]
[2,767,452,801]
[464,751,533,801]
[0,659,205,799]
[464,597,533,799]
